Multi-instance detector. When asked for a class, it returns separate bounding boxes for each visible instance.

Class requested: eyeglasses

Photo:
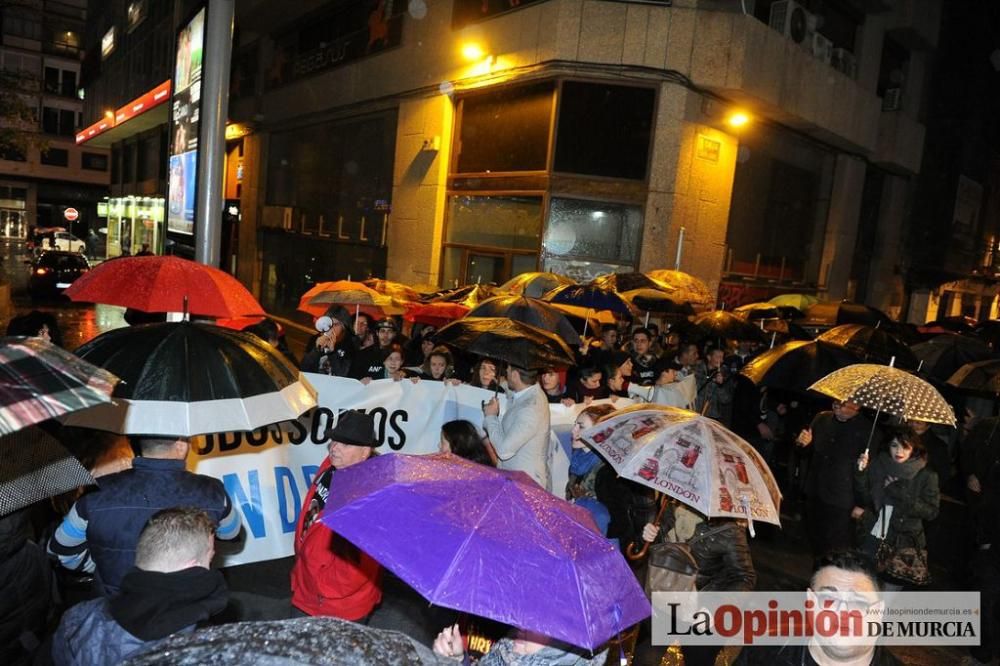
[812,591,880,614]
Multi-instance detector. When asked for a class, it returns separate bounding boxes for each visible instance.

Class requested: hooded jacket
[290,457,382,620]
[0,509,50,666]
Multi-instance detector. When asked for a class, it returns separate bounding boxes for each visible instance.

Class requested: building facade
[224,0,941,318]
[76,0,952,321]
[0,0,109,252]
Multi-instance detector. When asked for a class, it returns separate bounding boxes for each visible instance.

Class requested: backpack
[644,523,731,596]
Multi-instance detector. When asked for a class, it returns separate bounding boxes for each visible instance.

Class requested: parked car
[41,231,87,254]
[27,251,90,298]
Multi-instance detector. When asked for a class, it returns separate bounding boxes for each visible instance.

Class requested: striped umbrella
[0,337,119,435]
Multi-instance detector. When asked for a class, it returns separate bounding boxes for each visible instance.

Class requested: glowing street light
[727,111,751,129]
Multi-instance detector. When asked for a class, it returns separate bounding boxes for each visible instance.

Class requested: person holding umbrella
[796,400,876,561]
[483,365,552,490]
[290,410,382,621]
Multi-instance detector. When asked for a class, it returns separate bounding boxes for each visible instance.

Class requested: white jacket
[484,383,552,489]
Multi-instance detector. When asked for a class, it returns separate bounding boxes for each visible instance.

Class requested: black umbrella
[734,302,804,321]
[435,317,576,369]
[973,320,1000,351]
[947,359,1000,395]
[816,324,918,370]
[125,616,444,665]
[740,340,866,392]
[691,311,767,344]
[542,284,634,317]
[65,322,316,436]
[591,272,664,294]
[0,427,94,517]
[467,295,581,346]
[426,284,503,308]
[801,301,894,328]
[912,334,994,381]
[620,289,695,315]
[500,272,575,299]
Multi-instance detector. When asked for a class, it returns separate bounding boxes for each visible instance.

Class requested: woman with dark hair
[420,346,455,381]
[360,344,414,384]
[6,310,62,347]
[602,363,630,400]
[854,426,940,589]
[440,420,495,467]
[300,306,355,376]
[467,358,501,392]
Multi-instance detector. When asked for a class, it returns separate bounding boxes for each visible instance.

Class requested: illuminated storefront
[104,195,164,257]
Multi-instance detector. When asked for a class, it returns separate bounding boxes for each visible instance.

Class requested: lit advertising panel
[167,7,205,236]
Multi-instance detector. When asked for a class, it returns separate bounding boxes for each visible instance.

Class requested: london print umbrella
[0,336,120,435]
[64,322,316,436]
[579,404,781,528]
[64,255,266,318]
[435,317,576,369]
[501,272,575,299]
[467,295,582,346]
[0,427,94,517]
[321,453,650,650]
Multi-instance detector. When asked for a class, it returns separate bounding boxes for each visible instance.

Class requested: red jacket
[290,458,382,620]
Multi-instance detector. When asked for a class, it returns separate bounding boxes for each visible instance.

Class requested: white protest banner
[191,374,631,566]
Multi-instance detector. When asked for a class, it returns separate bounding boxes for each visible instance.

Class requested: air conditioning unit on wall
[882,87,903,111]
[831,48,857,79]
[769,0,812,44]
[811,32,834,64]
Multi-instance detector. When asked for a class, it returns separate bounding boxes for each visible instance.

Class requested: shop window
[82,152,108,171]
[455,83,553,174]
[541,197,642,281]
[554,82,654,181]
[441,194,543,286]
[40,147,69,167]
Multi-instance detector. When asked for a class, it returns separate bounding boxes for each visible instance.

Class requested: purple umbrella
[320,453,650,650]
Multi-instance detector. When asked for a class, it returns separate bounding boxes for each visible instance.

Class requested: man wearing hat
[290,410,382,620]
[350,319,400,380]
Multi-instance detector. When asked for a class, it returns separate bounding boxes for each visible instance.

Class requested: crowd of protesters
[3,304,1000,666]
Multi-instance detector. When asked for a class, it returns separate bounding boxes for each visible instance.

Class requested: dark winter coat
[854,454,939,549]
[803,411,876,508]
[0,509,51,666]
[51,598,151,665]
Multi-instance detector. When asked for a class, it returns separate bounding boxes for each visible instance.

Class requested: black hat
[326,410,378,447]
[656,359,683,373]
[374,319,397,331]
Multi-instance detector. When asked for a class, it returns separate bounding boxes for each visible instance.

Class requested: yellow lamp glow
[461,43,486,62]
[727,111,751,128]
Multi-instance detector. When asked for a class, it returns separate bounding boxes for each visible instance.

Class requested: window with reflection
[542,197,643,281]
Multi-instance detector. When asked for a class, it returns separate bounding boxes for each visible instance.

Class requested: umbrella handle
[626,493,669,561]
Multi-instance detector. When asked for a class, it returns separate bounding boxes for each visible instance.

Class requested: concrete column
[237,132,265,295]
[640,84,737,302]
[865,175,908,313]
[818,155,867,300]
[386,94,454,287]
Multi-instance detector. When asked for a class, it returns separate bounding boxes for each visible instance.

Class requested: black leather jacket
[654,510,757,592]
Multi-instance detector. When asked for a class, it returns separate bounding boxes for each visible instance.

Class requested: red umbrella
[403,302,470,328]
[64,256,264,318]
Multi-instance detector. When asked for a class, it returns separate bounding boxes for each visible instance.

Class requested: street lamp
[727,111,751,129]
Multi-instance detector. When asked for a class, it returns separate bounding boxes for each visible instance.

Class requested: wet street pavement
[0,239,974,665]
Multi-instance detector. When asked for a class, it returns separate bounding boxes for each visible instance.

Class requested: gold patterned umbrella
[645,270,715,309]
[809,363,956,426]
